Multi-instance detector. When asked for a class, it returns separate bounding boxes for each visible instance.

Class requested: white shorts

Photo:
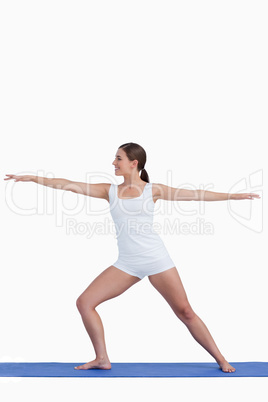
[112,246,175,280]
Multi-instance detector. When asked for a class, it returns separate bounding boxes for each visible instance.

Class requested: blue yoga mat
[0,362,268,377]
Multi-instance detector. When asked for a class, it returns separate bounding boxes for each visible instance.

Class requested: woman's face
[112,149,137,175]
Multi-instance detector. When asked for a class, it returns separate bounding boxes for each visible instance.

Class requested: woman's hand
[4,174,34,182]
[230,193,261,200]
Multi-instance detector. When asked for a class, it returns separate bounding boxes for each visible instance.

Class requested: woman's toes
[219,361,236,373]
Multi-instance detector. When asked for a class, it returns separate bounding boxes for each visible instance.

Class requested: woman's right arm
[4,175,109,200]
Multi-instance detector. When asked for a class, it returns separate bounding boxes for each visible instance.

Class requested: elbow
[192,189,201,201]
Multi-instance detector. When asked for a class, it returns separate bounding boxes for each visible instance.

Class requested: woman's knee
[175,304,196,321]
[76,294,95,314]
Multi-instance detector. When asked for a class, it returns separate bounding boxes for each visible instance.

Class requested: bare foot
[219,360,236,373]
[74,358,111,370]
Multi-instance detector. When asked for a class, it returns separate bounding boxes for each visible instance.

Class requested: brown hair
[118,142,150,183]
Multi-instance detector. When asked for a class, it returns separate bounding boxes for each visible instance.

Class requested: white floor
[1,377,268,402]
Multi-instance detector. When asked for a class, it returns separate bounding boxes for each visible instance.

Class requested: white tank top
[108,182,167,257]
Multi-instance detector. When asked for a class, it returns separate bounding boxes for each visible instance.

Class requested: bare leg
[179,313,235,373]
[76,308,111,368]
[75,265,141,370]
[148,267,236,373]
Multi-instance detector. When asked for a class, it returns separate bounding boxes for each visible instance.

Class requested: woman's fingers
[4,174,15,180]
[4,174,22,181]
[248,193,260,199]
[231,193,261,200]
[241,193,260,199]
[4,174,33,182]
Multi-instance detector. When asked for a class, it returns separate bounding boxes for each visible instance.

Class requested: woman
[4,142,260,373]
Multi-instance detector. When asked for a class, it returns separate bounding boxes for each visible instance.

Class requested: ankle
[216,356,227,365]
[96,355,109,362]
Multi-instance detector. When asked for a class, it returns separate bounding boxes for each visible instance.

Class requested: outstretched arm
[4,174,109,199]
[197,189,260,201]
[155,183,261,201]
[4,174,80,190]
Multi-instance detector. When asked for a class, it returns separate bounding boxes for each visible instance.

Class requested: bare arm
[154,183,260,201]
[197,189,260,201]
[4,174,109,200]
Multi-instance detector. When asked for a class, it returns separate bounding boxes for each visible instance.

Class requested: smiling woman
[112,142,149,184]
[4,141,261,373]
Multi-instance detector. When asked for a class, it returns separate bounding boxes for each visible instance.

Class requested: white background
[1,0,267,400]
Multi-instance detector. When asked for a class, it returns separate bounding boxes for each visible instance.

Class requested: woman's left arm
[198,190,260,201]
[155,183,261,201]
